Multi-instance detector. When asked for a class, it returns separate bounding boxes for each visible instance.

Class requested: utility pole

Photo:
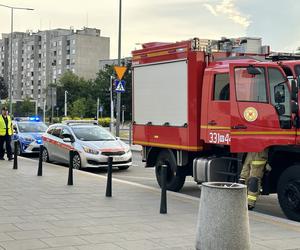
[64,90,68,117]
[110,76,114,132]
[96,97,99,121]
[116,0,122,137]
[0,4,34,115]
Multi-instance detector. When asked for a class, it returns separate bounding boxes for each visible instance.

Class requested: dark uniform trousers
[0,134,12,159]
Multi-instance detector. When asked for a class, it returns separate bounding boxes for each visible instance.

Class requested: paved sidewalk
[0,158,299,250]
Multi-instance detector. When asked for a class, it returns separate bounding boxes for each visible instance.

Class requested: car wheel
[155,149,186,192]
[72,153,82,170]
[42,147,50,162]
[118,165,130,170]
[278,165,300,222]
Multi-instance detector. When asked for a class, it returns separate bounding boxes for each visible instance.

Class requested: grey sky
[0,0,299,59]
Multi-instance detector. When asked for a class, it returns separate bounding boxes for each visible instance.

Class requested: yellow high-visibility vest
[0,115,12,136]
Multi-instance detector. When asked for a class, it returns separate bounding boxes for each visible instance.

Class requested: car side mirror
[13,128,18,134]
[63,138,72,143]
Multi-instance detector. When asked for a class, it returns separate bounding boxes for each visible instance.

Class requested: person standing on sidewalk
[239,149,270,210]
[0,107,13,161]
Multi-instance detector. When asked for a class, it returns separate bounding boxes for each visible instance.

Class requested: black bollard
[160,164,167,214]
[105,157,113,197]
[37,145,43,176]
[68,150,74,185]
[13,141,18,170]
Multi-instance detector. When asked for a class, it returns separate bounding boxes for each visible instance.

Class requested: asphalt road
[26,151,287,220]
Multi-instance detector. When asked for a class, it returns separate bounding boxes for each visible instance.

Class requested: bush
[61,116,111,127]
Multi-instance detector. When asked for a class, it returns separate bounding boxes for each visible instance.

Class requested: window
[268,67,291,112]
[213,73,229,100]
[51,126,62,137]
[60,128,72,139]
[295,65,300,77]
[235,67,267,102]
[72,49,75,55]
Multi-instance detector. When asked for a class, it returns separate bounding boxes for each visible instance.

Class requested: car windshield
[18,122,48,133]
[72,126,115,141]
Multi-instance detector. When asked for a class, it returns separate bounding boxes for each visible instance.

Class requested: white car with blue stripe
[12,117,48,155]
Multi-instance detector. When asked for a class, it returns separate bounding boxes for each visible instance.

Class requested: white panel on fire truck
[134,60,187,126]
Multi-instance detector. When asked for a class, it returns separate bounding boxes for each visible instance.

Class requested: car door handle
[208,120,217,126]
[232,124,247,129]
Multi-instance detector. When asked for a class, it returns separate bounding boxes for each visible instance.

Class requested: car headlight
[83,146,99,155]
[125,147,131,153]
[24,137,34,142]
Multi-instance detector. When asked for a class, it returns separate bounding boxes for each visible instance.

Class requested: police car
[12,117,48,155]
[42,120,132,170]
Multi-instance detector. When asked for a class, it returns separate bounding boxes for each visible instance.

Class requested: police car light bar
[14,116,40,122]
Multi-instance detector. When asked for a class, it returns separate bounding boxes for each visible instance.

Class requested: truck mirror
[274,84,285,103]
[247,66,261,75]
[275,104,286,116]
[291,101,299,114]
[291,79,298,101]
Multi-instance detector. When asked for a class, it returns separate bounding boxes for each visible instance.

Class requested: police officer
[239,149,269,210]
[0,107,13,161]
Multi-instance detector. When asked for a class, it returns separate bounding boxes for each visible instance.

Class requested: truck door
[229,63,296,152]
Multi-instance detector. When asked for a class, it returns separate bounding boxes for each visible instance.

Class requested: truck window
[295,65,300,77]
[268,68,291,127]
[234,67,267,103]
[214,73,229,101]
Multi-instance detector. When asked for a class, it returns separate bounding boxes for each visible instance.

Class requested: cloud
[204,0,251,28]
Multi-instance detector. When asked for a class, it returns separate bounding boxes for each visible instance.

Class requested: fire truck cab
[132,37,300,221]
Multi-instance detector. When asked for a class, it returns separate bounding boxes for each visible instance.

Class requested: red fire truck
[132,37,300,221]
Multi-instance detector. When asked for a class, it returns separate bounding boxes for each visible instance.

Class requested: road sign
[114,66,127,80]
[115,80,126,93]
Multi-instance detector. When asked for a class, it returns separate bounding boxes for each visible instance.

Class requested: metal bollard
[105,157,113,197]
[37,145,43,176]
[129,123,132,146]
[67,150,74,186]
[160,164,167,214]
[13,141,18,170]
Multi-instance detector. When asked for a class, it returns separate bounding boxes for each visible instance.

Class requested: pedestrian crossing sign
[115,80,126,93]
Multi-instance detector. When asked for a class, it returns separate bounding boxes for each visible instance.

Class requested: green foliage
[14,98,35,117]
[55,62,132,121]
[69,98,86,118]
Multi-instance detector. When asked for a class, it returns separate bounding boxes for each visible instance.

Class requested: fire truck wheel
[155,149,186,192]
[277,165,300,222]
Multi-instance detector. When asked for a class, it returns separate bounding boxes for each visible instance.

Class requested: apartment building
[0,27,110,108]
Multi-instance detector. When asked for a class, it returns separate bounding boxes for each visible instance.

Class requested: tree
[69,98,86,118]
[0,76,8,100]
[14,98,35,117]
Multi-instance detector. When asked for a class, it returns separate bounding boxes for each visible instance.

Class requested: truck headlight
[83,146,99,155]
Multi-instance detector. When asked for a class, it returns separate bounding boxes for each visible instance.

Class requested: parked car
[42,120,132,170]
[12,117,48,155]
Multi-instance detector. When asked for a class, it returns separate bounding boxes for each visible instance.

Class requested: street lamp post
[116,0,122,137]
[64,90,68,117]
[0,4,34,115]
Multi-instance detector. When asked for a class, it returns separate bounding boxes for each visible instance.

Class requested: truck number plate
[208,132,231,145]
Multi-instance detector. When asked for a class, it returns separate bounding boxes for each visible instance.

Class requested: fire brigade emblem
[243,107,258,122]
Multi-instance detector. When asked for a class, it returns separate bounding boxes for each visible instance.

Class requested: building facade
[0,27,110,108]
